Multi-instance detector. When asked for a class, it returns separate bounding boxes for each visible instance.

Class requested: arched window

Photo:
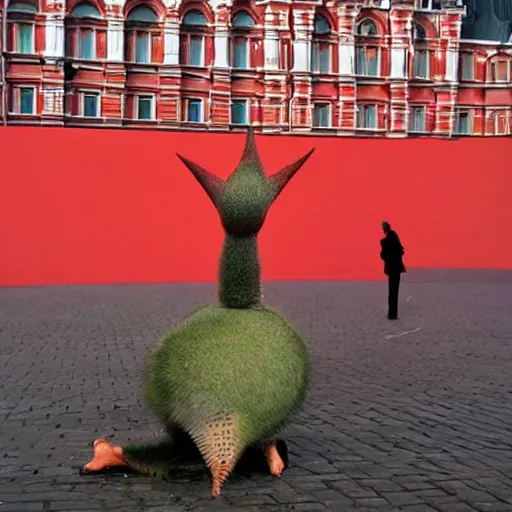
[67,3,102,60]
[231,10,256,69]
[355,18,379,77]
[71,3,101,17]
[489,55,511,83]
[126,5,159,64]
[181,9,209,67]
[7,1,37,54]
[358,18,377,37]
[311,14,332,73]
[412,22,429,79]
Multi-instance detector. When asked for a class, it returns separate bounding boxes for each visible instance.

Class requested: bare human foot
[83,438,129,473]
[264,440,285,477]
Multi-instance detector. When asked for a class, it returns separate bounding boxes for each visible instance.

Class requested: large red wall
[0,126,511,286]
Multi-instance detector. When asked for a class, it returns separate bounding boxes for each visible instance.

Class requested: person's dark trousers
[387,273,401,319]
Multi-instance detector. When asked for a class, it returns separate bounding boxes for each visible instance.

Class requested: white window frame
[184,97,204,123]
[409,105,427,133]
[460,53,474,81]
[76,28,96,60]
[188,36,205,67]
[79,89,101,118]
[133,31,152,64]
[357,104,378,130]
[230,98,249,125]
[312,102,332,128]
[454,109,472,135]
[10,85,37,114]
[133,93,156,120]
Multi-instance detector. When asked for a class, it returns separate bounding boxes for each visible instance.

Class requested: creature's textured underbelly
[143,305,310,446]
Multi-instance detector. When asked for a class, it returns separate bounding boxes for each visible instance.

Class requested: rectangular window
[492,60,509,82]
[420,0,442,9]
[137,95,153,120]
[455,110,471,135]
[189,37,204,66]
[78,29,94,59]
[83,93,99,117]
[461,53,474,81]
[409,106,426,132]
[231,99,248,125]
[494,111,507,135]
[357,105,378,129]
[233,39,248,69]
[186,99,202,122]
[135,33,150,63]
[356,47,379,76]
[20,88,35,114]
[413,50,429,79]
[17,23,34,54]
[313,103,330,127]
[312,43,330,73]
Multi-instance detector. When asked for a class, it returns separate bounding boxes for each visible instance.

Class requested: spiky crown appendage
[177,128,314,309]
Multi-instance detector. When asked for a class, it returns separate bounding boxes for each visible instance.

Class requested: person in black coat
[380,221,406,320]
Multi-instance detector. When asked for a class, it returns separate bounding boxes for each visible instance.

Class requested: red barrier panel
[0,126,511,286]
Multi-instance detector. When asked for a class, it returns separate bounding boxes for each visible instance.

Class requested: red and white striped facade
[0,0,510,137]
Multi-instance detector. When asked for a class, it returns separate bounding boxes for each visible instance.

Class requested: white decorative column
[336,5,358,132]
[213,28,229,68]
[387,7,413,136]
[164,19,180,65]
[210,4,231,127]
[338,9,357,76]
[44,15,65,58]
[290,9,310,73]
[390,48,407,78]
[288,7,313,131]
[445,49,458,82]
[263,7,279,70]
[107,20,124,61]
[439,8,465,135]
[42,8,65,119]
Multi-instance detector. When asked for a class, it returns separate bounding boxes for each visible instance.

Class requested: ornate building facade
[0,0,510,137]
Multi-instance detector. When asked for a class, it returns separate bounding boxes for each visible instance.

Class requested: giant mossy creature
[83,129,315,497]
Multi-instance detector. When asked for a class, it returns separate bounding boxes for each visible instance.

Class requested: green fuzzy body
[125,130,315,472]
[144,304,310,447]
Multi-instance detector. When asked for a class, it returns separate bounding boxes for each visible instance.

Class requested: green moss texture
[127,129,315,474]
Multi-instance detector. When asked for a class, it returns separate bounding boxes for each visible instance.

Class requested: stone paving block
[472,504,512,512]
[399,506,439,512]
[380,492,426,507]
[313,488,354,506]
[287,503,327,511]
[225,494,276,506]
[0,505,45,512]
[353,497,393,508]
[435,503,479,512]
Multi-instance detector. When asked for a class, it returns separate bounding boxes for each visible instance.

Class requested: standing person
[380,221,406,320]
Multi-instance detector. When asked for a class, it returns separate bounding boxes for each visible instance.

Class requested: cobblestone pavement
[1,269,512,512]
